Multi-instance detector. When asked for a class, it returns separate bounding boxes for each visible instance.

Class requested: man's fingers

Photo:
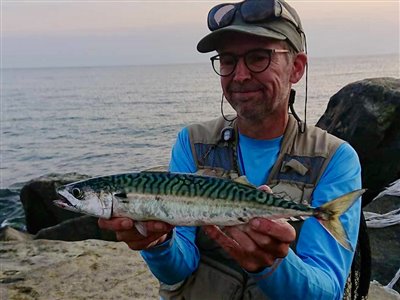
[115,229,163,243]
[98,217,133,231]
[98,218,173,234]
[245,230,273,249]
[203,225,239,249]
[97,218,174,251]
[223,226,257,252]
[257,185,273,193]
[204,225,277,271]
[124,233,169,250]
[250,218,296,243]
[146,221,174,233]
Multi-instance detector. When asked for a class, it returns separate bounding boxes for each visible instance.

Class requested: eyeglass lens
[211,49,272,76]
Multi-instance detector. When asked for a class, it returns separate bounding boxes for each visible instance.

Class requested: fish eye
[71,187,84,199]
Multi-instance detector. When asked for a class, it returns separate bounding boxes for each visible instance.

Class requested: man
[99,0,362,299]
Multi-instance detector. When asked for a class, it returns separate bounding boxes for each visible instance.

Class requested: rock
[0,226,33,241]
[0,239,159,299]
[316,77,400,293]
[368,281,400,300]
[364,195,400,292]
[20,173,90,234]
[0,239,395,300]
[20,173,116,241]
[34,215,116,241]
[316,77,400,204]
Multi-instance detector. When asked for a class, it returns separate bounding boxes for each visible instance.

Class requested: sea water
[1,54,399,229]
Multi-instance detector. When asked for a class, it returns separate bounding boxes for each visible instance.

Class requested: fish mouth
[53,191,79,212]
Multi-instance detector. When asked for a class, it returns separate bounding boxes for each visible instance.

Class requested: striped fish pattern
[55,171,364,250]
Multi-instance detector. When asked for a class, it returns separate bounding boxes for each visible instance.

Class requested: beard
[225,78,292,122]
[226,82,275,121]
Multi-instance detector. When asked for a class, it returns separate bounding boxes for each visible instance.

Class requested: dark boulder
[20,173,89,234]
[34,215,116,241]
[20,173,116,241]
[316,77,400,204]
[316,77,400,292]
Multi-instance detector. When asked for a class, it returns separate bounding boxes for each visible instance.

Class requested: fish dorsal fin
[233,176,256,188]
[142,166,169,173]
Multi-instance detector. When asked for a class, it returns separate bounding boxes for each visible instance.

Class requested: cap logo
[214,4,235,25]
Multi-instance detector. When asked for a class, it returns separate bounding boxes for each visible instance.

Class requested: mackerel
[54,171,365,250]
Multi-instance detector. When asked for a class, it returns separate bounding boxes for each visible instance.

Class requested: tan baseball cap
[197,0,305,53]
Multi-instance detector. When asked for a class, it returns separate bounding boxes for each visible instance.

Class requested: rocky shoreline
[0,231,398,300]
[0,235,160,300]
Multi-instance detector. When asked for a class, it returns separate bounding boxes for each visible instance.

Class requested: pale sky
[1,0,399,68]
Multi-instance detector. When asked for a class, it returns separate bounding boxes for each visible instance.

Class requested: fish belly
[112,194,306,226]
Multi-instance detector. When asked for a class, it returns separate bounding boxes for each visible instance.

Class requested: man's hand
[202,184,296,273]
[203,218,295,272]
[98,218,174,250]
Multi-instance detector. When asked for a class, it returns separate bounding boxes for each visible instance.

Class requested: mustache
[228,83,264,92]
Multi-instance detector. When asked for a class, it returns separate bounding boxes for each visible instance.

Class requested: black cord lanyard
[237,139,246,176]
[225,122,244,177]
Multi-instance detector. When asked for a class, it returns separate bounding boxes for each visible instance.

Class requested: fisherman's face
[217,33,300,122]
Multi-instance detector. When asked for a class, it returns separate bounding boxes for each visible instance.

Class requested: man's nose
[233,58,251,82]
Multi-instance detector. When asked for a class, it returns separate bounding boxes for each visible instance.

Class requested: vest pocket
[243,282,270,300]
[270,182,305,204]
[159,259,243,300]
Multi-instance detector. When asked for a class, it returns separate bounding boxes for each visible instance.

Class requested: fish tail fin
[317,189,366,251]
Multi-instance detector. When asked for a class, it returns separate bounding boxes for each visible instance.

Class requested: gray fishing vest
[160,115,344,300]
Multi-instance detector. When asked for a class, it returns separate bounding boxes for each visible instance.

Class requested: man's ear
[290,52,307,84]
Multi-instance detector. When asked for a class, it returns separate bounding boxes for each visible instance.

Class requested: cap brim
[197,25,286,53]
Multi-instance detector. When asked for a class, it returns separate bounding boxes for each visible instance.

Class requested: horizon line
[1,52,399,71]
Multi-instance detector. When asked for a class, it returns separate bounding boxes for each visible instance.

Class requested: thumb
[258,185,272,194]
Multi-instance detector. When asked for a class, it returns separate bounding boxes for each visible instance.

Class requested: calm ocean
[1,54,399,229]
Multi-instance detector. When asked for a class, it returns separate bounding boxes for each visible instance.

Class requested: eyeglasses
[210,48,289,77]
[208,0,300,32]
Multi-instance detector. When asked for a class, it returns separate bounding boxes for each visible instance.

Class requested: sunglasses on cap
[208,0,300,32]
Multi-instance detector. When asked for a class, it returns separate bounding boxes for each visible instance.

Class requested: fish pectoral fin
[233,176,256,188]
[134,221,148,237]
[114,192,127,198]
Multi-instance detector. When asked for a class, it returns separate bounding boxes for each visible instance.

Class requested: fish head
[54,182,113,219]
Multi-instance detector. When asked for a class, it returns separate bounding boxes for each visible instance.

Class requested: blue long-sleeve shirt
[141,127,362,299]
